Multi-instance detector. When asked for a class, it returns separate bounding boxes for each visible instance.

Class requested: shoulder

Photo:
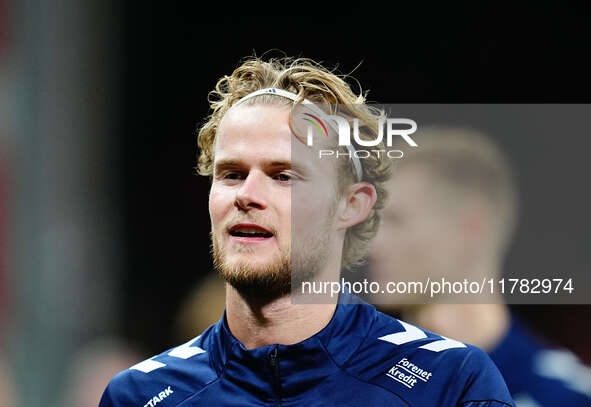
[491,319,591,406]
[337,306,514,406]
[99,327,218,407]
[349,305,498,372]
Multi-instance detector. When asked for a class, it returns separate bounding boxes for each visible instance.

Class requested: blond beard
[211,216,334,301]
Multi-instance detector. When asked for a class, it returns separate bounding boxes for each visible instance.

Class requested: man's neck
[225,284,337,349]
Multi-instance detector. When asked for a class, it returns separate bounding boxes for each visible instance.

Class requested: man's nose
[234,171,268,211]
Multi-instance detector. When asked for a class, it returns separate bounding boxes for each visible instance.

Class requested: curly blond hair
[196,56,392,269]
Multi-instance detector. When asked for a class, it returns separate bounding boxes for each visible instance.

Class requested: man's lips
[228,223,274,240]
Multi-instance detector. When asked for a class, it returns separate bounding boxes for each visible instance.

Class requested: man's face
[369,166,465,303]
[209,104,342,299]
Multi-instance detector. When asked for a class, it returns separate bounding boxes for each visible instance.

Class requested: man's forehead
[214,103,337,176]
[215,105,291,149]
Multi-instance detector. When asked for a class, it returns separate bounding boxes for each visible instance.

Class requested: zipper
[269,346,281,406]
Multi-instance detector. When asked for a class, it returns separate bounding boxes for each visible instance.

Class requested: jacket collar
[206,294,375,398]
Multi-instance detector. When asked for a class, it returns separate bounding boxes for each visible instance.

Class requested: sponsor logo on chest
[386,358,433,389]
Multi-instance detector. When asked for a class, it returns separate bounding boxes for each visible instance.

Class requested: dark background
[116,3,591,361]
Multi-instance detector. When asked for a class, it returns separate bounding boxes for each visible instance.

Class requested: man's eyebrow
[265,160,291,169]
[262,160,311,175]
[214,159,309,175]
[214,159,243,171]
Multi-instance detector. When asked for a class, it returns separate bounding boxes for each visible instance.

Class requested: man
[369,127,591,406]
[99,58,514,406]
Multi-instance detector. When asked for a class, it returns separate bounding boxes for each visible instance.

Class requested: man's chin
[224,256,279,271]
[224,271,291,303]
[213,253,292,301]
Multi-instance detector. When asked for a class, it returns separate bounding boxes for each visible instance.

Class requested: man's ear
[336,182,378,230]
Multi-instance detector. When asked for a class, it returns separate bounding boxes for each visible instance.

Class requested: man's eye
[274,173,292,182]
[223,172,243,180]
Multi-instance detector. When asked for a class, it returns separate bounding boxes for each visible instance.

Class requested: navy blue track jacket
[100,295,514,406]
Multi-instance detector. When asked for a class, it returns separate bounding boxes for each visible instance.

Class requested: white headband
[234,88,363,182]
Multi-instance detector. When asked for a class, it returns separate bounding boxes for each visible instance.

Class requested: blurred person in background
[99,57,514,406]
[173,274,226,344]
[369,127,591,406]
[60,338,142,407]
